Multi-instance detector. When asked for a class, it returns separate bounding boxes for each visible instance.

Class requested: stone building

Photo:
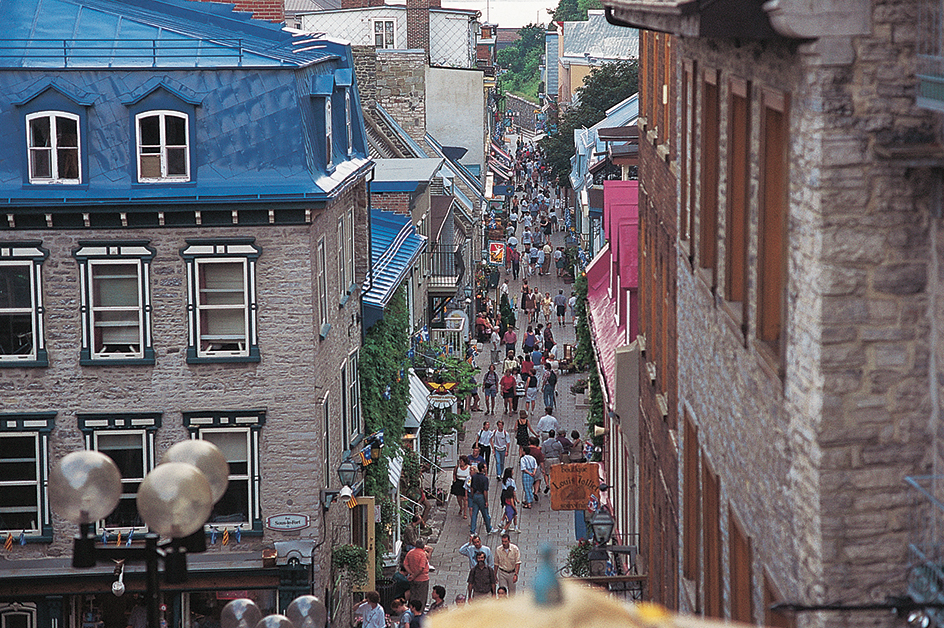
[0,0,374,625]
[601,0,944,624]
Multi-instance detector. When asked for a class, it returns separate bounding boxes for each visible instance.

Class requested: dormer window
[135,111,190,182]
[325,98,334,169]
[26,112,80,184]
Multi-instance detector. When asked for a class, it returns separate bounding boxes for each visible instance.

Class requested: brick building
[603,0,944,624]
[0,0,374,625]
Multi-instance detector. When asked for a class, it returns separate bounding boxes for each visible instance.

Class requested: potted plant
[563,538,592,578]
[572,378,589,408]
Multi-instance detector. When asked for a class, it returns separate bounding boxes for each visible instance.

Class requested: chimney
[341,0,370,7]
[368,0,386,6]
[194,0,284,22]
[406,0,430,57]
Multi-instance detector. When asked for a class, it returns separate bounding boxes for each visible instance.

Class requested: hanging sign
[265,513,310,531]
[549,463,600,511]
[488,241,505,265]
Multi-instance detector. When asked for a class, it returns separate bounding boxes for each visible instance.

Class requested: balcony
[906,475,944,626]
[426,243,465,295]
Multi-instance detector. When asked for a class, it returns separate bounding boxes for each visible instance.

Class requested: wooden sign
[549,463,600,511]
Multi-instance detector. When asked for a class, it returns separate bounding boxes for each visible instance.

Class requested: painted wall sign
[265,513,310,531]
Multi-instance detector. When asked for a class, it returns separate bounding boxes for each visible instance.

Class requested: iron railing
[426,243,465,291]
[906,475,944,626]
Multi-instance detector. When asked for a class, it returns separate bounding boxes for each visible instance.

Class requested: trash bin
[376,578,396,611]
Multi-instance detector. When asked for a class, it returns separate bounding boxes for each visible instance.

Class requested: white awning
[388,451,404,488]
[406,368,430,429]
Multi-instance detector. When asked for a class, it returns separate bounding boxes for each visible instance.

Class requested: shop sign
[265,513,310,531]
[549,463,600,511]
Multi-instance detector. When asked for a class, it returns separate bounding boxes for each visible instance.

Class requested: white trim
[135,110,191,183]
[25,111,81,184]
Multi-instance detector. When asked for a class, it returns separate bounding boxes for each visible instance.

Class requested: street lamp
[49,441,229,628]
[321,457,361,511]
[587,509,614,577]
[220,595,327,628]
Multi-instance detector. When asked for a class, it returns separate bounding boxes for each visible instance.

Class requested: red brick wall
[195,0,284,22]
[638,28,680,611]
[371,192,411,215]
[406,0,430,56]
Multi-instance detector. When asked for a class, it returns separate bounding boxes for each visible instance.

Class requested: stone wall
[671,7,941,624]
[0,186,365,591]
[375,50,428,144]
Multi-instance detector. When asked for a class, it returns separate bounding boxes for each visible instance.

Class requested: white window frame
[346,90,354,156]
[338,215,347,296]
[347,351,361,439]
[25,111,81,184]
[0,244,48,366]
[183,410,264,534]
[197,428,253,527]
[322,395,331,490]
[78,412,160,535]
[325,98,334,170]
[317,237,329,336]
[371,19,396,49]
[181,240,261,363]
[88,259,147,360]
[346,207,356,291]
[135,110,190,183]
[194,258,250,358]
[74,242,155,365]
[0,432,42,536]
[340,362,349,452]
[0,415,54,541]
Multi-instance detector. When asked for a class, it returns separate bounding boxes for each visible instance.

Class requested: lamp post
[587,509,614,577]
[321,457,361,511]
[49,440,229,628]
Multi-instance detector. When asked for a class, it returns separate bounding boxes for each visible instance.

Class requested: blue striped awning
[363,209,427,329]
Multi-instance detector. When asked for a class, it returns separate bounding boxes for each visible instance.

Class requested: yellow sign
[549,463,600,511]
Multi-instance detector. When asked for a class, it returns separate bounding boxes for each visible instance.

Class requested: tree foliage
[496,24,545,100]
[539,60,639,188]
[551,0,603,22]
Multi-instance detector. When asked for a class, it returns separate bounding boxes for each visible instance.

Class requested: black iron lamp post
[587,509,614,577]
[50,440,229,628]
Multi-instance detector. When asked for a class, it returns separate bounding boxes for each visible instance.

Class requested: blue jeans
[543,386,555,410]
[494,449,507,478]
[469,492,492,535]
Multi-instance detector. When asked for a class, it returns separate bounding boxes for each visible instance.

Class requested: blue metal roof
[0,0,335,68]
[0,0,373,208]
[363,208,427,328]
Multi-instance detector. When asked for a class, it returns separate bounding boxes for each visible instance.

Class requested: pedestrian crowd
[355,140,590,625]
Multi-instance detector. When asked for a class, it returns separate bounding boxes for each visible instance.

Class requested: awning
[406,368,430,429]
[586,243,623,412]
[363,209,427,330]
[388,451,404,488]
[488,158,514,181]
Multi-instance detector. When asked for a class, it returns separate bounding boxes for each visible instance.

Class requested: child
[499,468,519,532]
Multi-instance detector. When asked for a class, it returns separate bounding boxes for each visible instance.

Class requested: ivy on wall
[572,273,604,458]
[359,287,410,565]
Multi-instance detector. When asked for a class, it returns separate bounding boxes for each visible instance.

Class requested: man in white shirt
[459,534,494,569]
[519,446,538,507]
[355,591,385,628]
[536,409,560,440]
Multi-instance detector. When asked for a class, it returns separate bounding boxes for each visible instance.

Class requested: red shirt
[403,547,430,582]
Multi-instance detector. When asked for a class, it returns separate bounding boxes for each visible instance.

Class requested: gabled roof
[561,10,639,62]
[0,0,336,68]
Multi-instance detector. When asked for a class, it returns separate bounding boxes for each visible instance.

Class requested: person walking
[519,445,538,508]
[500,369,517,415]
[515,410,536,450]
[482,364,499,415]
[459,533,494,569]
[553,289,567,325]
[491,420,510,479]
[452,455,471,519]
[502,327,517,355]
[468,462,494,536]
[536,407,560,441]
[476,421,494,469]
[542,366,558,411]
[467,551,496,600]
[499,467,518,532]
[494,533,521,595]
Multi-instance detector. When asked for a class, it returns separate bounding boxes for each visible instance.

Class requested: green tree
[551,0,581,21]
[496,24,546,100]
[539,59,639,187]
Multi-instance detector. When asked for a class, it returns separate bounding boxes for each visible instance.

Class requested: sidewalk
[423,178,590,603]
